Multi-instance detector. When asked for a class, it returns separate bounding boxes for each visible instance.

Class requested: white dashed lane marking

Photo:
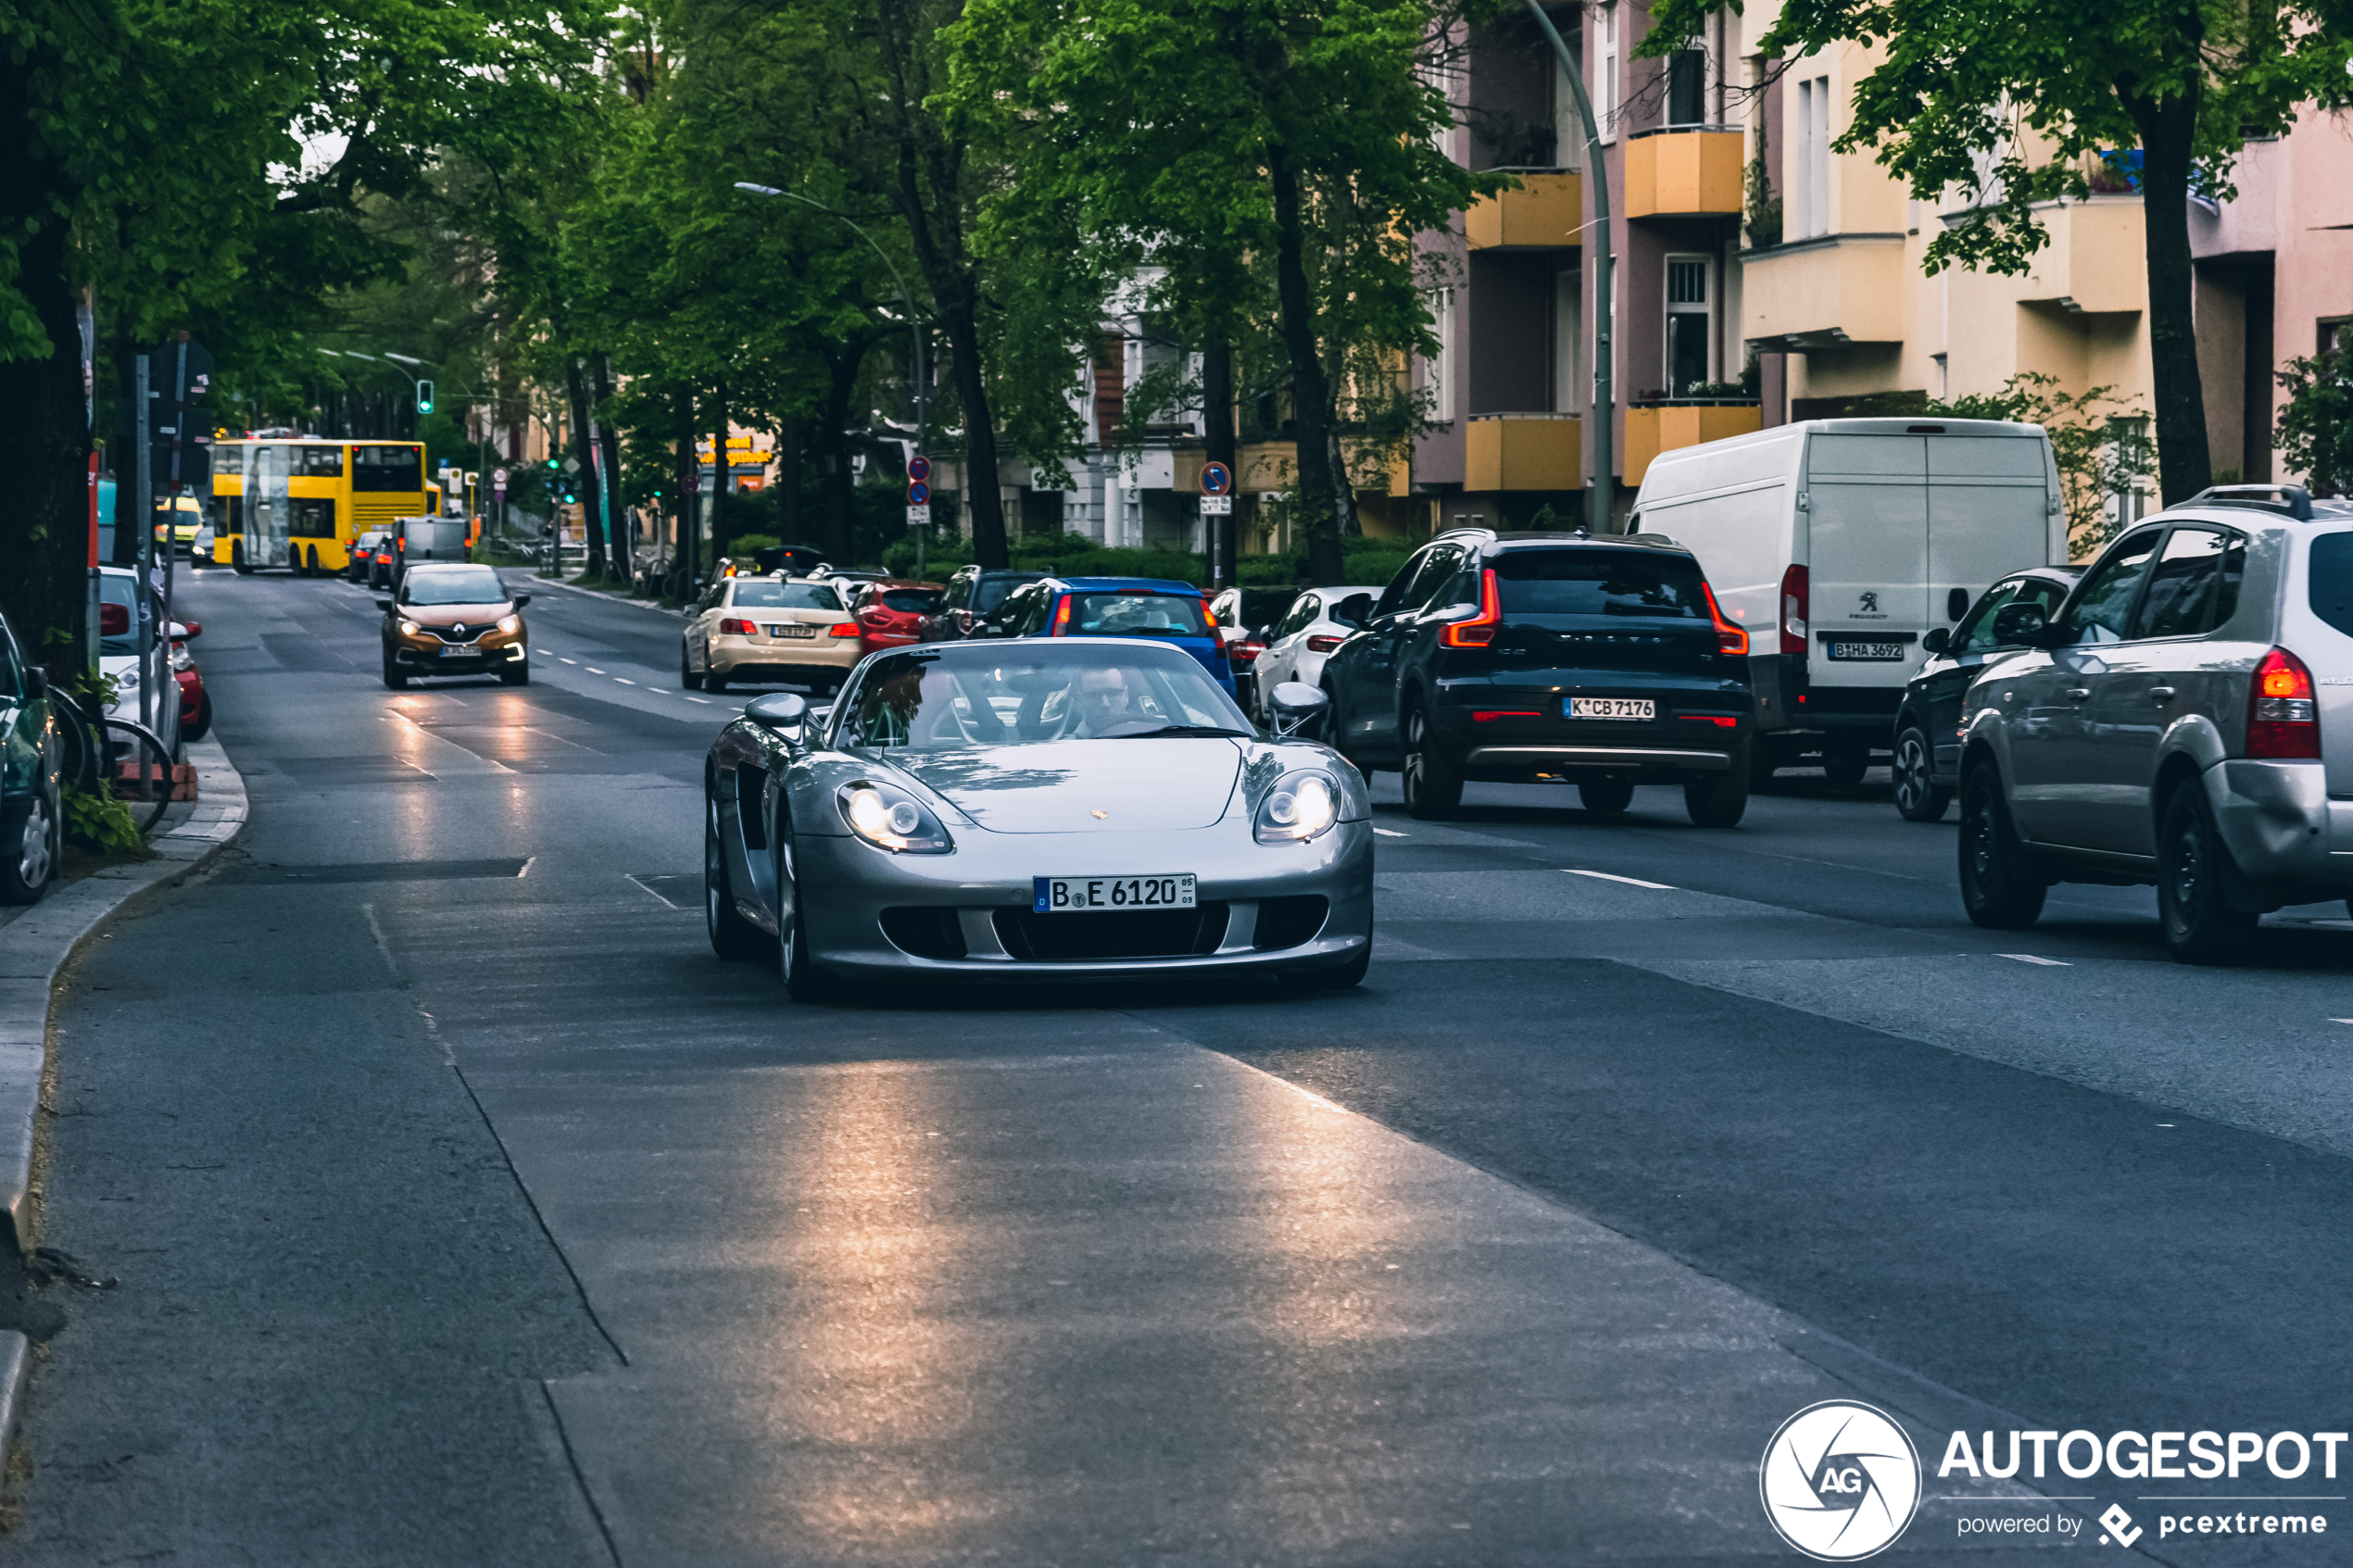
[1995,953,2072,966]
[1374,828,1408,838]
[1563,869,1676,891]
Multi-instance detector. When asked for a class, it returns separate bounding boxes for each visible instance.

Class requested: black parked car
[918,566,1049,643]
[1889,564,2082,822]
[1320,528,1755,826]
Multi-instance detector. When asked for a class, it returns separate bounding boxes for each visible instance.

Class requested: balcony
[1624,128,1743,220]
[2008,195,2146,315]
[1623,401,1764,486]
[1465,414,1581,491]
[1465,171,1584,250]
[1742,233,1908,349]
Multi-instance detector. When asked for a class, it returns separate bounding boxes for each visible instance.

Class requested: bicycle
[51,690,177,838]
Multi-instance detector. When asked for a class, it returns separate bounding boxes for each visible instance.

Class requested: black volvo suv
[1320,529,1755,825]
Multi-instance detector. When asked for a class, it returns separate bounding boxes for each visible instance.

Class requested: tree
[0,0,603,677]
[947,0,1508,583]
[2275,348,2352,499]
[1640,0,2353,507]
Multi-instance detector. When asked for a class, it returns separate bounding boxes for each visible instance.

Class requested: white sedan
[1249,584,1379,717]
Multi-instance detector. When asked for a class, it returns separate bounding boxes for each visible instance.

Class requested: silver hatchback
[1955,484,2353,962]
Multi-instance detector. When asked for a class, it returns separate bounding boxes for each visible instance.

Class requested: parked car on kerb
[1319,527,1755,826]
[1632,418,2066,785]
[0,609,63,905]
[1953,484,2353,963]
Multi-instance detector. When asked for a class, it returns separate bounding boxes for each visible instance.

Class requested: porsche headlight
[1255,770,1339,844]
[837,781,952,854]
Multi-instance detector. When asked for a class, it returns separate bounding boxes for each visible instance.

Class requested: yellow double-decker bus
[206,438,431,575]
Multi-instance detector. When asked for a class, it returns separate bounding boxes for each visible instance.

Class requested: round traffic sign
[907,480,931,506]
[908,455,932,483]
[1202,460,1233,495]
[492,467,509,485]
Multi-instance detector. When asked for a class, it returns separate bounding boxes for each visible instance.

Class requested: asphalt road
[10,565,2353,1565]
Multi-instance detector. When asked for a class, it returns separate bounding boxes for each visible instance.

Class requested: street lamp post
[735,182,928,558]
[1521,0,1615,533]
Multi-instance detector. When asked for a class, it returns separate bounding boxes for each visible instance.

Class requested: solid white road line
[1374,828,1408,838]
[1995,953,2071,966]
[1563,869,1676,890]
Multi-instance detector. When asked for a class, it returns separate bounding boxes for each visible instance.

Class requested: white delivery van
[1629,418,2064,782]
[391,515,470,586]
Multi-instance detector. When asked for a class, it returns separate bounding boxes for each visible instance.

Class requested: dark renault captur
[1321,529,1755,825]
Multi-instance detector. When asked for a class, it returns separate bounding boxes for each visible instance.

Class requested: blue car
[977,575,1236,696]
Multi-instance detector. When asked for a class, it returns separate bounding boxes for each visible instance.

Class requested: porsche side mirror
[748,691,813,747]
[1920,626,1950,656]
[1267,681,1329,740]
[1991,602,2053,646]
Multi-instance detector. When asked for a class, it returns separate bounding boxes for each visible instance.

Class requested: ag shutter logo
[1761,1400,1923,1561]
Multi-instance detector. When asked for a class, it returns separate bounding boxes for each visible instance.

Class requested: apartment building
[1734,6,2352,509]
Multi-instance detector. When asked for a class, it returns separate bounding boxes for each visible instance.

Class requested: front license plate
[1568,697,1655,721]
[438,644,475,658]
[1034,874,1197,913]
[767,623,816,639]
[1827,641,1907,660]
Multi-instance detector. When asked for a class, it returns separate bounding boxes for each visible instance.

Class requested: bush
[63,784,144,853]
[878,528,1416,591]
[2276,348,2352,498]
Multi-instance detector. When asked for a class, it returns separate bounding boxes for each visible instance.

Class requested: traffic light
[415,379,434,414]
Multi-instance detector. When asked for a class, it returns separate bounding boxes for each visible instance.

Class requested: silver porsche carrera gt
[700,637,1375,999]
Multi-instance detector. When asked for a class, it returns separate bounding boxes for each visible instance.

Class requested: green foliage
[1744,127,1783,249]
[1236,540,1414,589]
[62,784,145,855]
[882,529,1215,585]
[2275,349,2353,498]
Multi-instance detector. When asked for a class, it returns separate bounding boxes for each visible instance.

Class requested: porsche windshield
[837,645,1252,749]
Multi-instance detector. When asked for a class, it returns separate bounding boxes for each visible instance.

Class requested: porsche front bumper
[790,817,1376,984]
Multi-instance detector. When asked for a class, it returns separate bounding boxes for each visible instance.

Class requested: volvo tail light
[1440,568,1503,649]
[1702,582,1750,657]
[1780,564,1807,657]
[2246,646,2321,759]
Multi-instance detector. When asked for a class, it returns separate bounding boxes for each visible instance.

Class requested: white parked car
[1251,584,1381,718]
[94,566,181,754]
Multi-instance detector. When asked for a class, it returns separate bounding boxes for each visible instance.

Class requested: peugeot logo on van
[1857,592,1880,613]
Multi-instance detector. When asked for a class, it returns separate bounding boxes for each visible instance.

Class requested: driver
[1069,666,1146,736]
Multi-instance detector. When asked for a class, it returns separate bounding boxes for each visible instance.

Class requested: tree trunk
[593,355,627,580]
[935,285,1007,570]
[777,416,803,546]
[1267,144,1354,585]
[818,341,868,568]
[709,382,730,564]
[2129,89,2212,507]
[566,358,606,578]
[1203,338,1237,586]
[0,218,94,682]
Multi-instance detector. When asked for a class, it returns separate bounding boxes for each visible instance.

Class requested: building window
[1554,270,1582,414]
[1665,256,1712,397]
[1594,4,1619,143]
[1426,288,1455,423]
[1793,74,1831,238]
[1668,50,1706,127]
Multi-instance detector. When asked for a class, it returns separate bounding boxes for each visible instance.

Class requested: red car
[171,620,212,742]
[849,579,947,655]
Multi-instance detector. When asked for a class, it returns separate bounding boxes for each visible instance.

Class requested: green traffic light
[415,378,434,414]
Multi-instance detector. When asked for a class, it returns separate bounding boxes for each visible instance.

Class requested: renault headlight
[497,615,521,634]
[398,619,420,637]
[837,781,953,854]
[1255,770,1339,844]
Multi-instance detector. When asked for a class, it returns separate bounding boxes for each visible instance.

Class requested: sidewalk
[0,735,246,1460]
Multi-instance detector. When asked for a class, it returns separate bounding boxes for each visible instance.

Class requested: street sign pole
[1200,461,1234,590]
[134,354,153,738]
[908,460,933,579]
